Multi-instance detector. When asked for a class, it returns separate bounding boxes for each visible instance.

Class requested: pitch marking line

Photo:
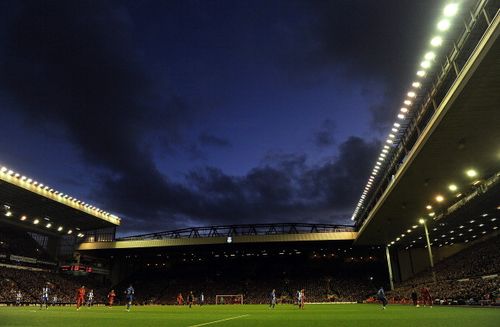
[187,314,250,327]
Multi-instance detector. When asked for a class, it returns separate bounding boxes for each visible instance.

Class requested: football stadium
[1,0,500,326]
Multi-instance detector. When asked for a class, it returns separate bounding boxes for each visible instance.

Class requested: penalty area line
[187,314,250,327]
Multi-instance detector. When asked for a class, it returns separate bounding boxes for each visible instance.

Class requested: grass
[0,303,499,327]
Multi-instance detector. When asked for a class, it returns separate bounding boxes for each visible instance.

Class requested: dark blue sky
[0,0,441,234]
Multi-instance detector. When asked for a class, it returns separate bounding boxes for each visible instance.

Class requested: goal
[215,294,244,305]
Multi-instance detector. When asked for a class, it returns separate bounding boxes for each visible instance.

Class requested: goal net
[215,294,244,305]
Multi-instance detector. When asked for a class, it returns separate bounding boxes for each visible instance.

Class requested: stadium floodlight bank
[215,294,244,305]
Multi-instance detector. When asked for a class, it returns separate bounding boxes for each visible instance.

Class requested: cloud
[314,119,336,148]
[198,132,232,148]
[0,1,382,233]
[278,0,439,130]
[0,2,192,182]
[99,136,379,233]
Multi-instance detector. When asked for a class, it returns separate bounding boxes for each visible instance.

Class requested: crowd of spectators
[0,266,109,304]
[115,257,379,305]
[115,275,375,305]
[389,235,500,305]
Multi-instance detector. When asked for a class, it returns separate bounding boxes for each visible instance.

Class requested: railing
[115,223,356,241]
[355,0,499,226]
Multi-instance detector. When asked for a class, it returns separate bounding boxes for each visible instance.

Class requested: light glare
[466,169,477,178]
[424,52,436,60]
[437,19,451,31]
[431,36,443,47]
[443,3,458,17]
[421,60,431,68]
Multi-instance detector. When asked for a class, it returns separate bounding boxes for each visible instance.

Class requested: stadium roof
[78,223,357,250]
[355,8,500,245]
[0,163,120,234]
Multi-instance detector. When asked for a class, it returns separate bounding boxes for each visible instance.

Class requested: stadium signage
[8,255,57,266]
[10,255,37,264]
[60,265,109,274]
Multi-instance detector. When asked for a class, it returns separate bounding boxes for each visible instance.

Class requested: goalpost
[215,294,244,305]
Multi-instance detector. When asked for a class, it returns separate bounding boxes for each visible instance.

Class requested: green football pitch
[1,304,499,327]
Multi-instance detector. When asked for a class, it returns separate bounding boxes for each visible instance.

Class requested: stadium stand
[0,265,109,305]
[389,234,500,305]
[0,226,53,262]
[110,247,386,305]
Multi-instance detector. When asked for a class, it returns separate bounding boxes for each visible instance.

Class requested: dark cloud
[198,132,232,148]
[0,1,381,233]
[314,119,336,148]
[280,0,439,130]
[98,136,379,233]
[0,0,194,163]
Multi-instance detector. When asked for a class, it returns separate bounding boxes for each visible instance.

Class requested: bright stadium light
[419,218,426,224]
[437,19,451,31]
[407,91,416,98]
[435,195,444,202]
[46,223,52,228]
[386,139,393,144]
[424,52,436,61]
[33,219,40,225]
[404,100,412,105]
[466,169,477,177]
[421,60,431,68]
[397,114,405,119]
[431,36,443,47]
[426,205,432,210]
[20,215,27,221]
[417,70,426,77]
[443,3,458,17]
[393,123,400,128]
[388,134,395,138]
[412,82,421,88]
[57,226,63,232]
[400,108,408,113]
[448,184,458,191]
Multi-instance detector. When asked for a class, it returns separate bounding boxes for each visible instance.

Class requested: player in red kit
[76,286,86,310]
[107,290,116,307]
[177,293,184,305]
[420,286,432,307]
